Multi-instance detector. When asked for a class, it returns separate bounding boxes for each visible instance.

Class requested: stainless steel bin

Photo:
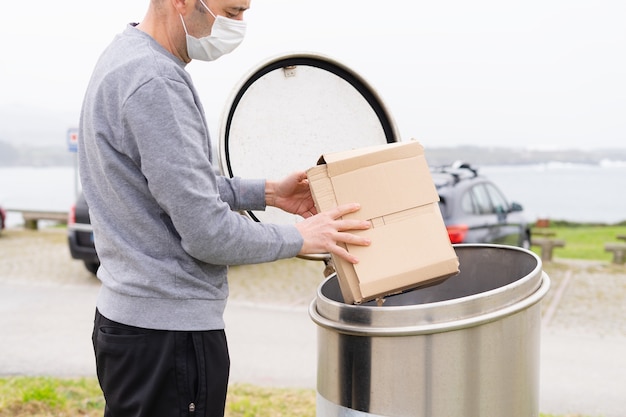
[310,244,551,417]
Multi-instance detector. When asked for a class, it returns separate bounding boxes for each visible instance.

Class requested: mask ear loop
[179,14,190,36]
[198,0,217,19]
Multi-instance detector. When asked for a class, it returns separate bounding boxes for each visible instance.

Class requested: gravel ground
[3,226,626,416]
[539,260,626,337]
[0,228,97,286]
[0,227,327,304]
[1,226,625,337]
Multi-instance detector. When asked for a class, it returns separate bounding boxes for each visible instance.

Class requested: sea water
[1,162,625,228]
[481,162,625,224]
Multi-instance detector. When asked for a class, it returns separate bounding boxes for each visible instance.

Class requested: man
[79,0,371,416]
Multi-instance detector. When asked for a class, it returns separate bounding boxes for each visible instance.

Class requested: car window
[471,184,494,215]
[461,190,476,214]
[485,183,510,214]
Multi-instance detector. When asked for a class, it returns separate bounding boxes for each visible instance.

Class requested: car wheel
[84,261,99,275]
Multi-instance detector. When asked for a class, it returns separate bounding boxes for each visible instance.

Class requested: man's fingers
[332,203,362,219]
[327,243,360,264]
[336,218,371,232]
[329,203,370,231]
[295,202,371,264]
[334,230,371,246]
[327,230,371,265]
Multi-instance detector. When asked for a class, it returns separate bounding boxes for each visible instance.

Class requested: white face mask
[180,0,247,61]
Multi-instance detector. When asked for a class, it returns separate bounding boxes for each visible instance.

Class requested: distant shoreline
[423,146,626,167]
[2,141,626,168]
[2,151,624,226]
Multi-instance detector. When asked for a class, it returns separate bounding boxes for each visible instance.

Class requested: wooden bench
[604,243,626,265]
[532,229,556,238]
[531,237,565,262]
[19,210,68,230]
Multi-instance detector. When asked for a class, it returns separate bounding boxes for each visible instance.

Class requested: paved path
[1,280,625,417]
[0,281,317,385]
[0,282,97,377]
[540,328,626,417]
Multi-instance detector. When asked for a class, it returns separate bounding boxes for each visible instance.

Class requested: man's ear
[172,0,191,15]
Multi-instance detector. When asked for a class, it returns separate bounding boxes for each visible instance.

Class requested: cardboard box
[307,140,459,304]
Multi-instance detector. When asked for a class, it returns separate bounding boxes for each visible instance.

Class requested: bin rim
[310,271,549,336]
[310,244,550,336]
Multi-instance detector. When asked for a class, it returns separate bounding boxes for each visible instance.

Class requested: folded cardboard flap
[307,140,459,304]
[319,139,421,176]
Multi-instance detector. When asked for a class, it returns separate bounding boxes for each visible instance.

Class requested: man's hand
[295,203,371,264]
[265,171,317,218]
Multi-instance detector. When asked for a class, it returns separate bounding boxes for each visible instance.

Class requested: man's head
[138,0,251,63]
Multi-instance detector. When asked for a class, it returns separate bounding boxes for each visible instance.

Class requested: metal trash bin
[310,244,551,417]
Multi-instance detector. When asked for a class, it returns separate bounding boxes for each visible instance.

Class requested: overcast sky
[1,0,624,151]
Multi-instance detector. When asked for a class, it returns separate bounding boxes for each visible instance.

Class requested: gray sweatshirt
[79,24,303,331]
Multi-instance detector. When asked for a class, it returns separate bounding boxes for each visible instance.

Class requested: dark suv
[431,162,531,248]
[68,193,99,274]
[0,204,6,233]
[67,163,529,273]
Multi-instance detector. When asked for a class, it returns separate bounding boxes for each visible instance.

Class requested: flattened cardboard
[307,140,459,304]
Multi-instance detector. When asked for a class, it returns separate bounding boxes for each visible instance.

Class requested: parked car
[68,193,99,274]
[431,162,531,248]
[67,162,528,273]
[0,204,6,233]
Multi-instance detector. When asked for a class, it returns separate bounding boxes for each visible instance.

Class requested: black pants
[92,309,230,417]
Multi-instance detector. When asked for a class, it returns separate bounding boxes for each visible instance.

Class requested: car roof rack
[430,161,479,185]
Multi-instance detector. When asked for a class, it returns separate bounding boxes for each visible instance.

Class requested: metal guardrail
[6,209,69,230]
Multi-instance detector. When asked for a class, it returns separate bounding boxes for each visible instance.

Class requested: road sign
[67,128,78,153]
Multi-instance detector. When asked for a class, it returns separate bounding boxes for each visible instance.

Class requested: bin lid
[218,52,400,225]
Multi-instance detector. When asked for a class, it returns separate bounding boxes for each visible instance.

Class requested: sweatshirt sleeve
[120,76,303,265]
[217,176,267,211]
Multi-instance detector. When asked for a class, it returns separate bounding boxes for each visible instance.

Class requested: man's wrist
[265,180,277,207]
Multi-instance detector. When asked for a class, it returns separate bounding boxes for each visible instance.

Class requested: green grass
[0,377,315,417]
[226,384,315,417]
[0,376,592,417]
[531,222,626,261]
[0,377,104,417]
